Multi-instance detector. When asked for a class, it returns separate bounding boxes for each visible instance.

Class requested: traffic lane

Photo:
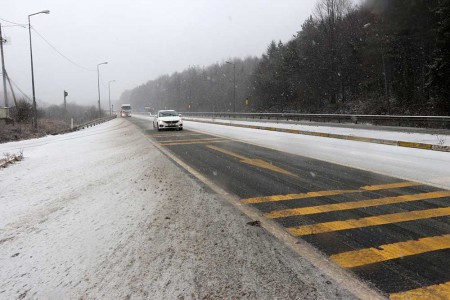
[130,117,450,298]
[184,120,450,190]
[168,142,420,199]
[138,122,228,146]
[351,249,450,294]
[158,138,449,296]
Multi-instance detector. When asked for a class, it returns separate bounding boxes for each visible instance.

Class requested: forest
[119,0,450,115]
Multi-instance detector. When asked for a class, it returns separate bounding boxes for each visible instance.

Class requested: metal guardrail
[73,115,117,131]
[180,112,450,129]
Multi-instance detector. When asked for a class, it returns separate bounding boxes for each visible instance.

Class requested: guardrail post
[184,112,450,129]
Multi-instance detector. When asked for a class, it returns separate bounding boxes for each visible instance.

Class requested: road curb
[186,118,450,153]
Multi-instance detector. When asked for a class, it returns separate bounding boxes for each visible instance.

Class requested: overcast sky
[1,0,319,107]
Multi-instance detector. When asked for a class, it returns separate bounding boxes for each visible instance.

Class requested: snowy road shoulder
[0,118,356,299]
[187,117,450,147]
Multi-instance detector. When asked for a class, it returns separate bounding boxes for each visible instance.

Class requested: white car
[153,110,183,131]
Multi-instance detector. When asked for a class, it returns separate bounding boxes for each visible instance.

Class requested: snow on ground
[188,117,450,146]
[0,118,355,299]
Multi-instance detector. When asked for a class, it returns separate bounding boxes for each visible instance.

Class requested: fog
[1,0,317,107]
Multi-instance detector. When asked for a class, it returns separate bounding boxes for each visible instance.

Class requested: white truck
[120,104,132,117]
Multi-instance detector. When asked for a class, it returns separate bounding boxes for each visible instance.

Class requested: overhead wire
[6,75,32,102]
[1,20,108,101]
[31,27,96,72]
[1,24,26,28]
[0,17,26,26]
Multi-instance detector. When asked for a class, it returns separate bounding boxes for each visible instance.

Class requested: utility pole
[28,10,50,129]
[97,62,108,118]
[233,63,236,112]
[4,71,17,107]
[108,80,115,117]
[226,61,236,112]
[381,42,391,115]
[0,23,8,107]
[64,90,68,122]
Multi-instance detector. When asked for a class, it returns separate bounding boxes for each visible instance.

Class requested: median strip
[389,281,450,300]
[242,181,421,204]
[330,234,450,268]
[264,191,450,219]
[288,207,450,236]
[185,118,450,152]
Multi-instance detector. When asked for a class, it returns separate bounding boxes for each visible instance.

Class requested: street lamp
[226,61,236,112]
[97,61,108,117]
[28,9,50,129]
[108,80,115,116]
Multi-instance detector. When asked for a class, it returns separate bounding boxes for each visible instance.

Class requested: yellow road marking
[207,145,247,160]
[152,133,205,138]
[331,234,450,268]
[362,182,421,191]
[242,181,421,204]
[265,191,450,219]
[160,139,228,146]
[288,207,450,236]
[206,145,298,177]
[389,281,450,300]
[159,137,223,144]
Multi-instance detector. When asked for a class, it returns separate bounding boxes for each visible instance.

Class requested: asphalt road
[130,117,450,299]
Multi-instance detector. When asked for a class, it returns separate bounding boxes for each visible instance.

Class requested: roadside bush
[16,100,33,123]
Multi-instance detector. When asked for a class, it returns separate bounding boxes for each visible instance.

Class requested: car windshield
[121,105,131,110]
[159,111,178,117]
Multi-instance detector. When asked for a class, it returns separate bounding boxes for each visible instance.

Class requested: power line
[1,24,26,28]
[31,27,96,72]
[6,75,32,102]
[0,17,26,26]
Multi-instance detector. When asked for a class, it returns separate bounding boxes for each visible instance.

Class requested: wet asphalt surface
[131,117,450,299]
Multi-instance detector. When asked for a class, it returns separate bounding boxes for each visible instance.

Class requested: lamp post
[97,61,108,117]
[1,23,8,108]
[28,10,50,129]
[108,80,115,116]
[226,61,236,112]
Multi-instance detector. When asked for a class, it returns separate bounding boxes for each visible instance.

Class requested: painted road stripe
[330,234,450,268]
[160,139,228,146]
[389,281,450,300]
[159,137,224,144]
[242,181,421,204]
[207,145,247,160]
[288,207,450,236]
[152,133,205,138]
[207,145,298,177]
[265,191,450,219]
